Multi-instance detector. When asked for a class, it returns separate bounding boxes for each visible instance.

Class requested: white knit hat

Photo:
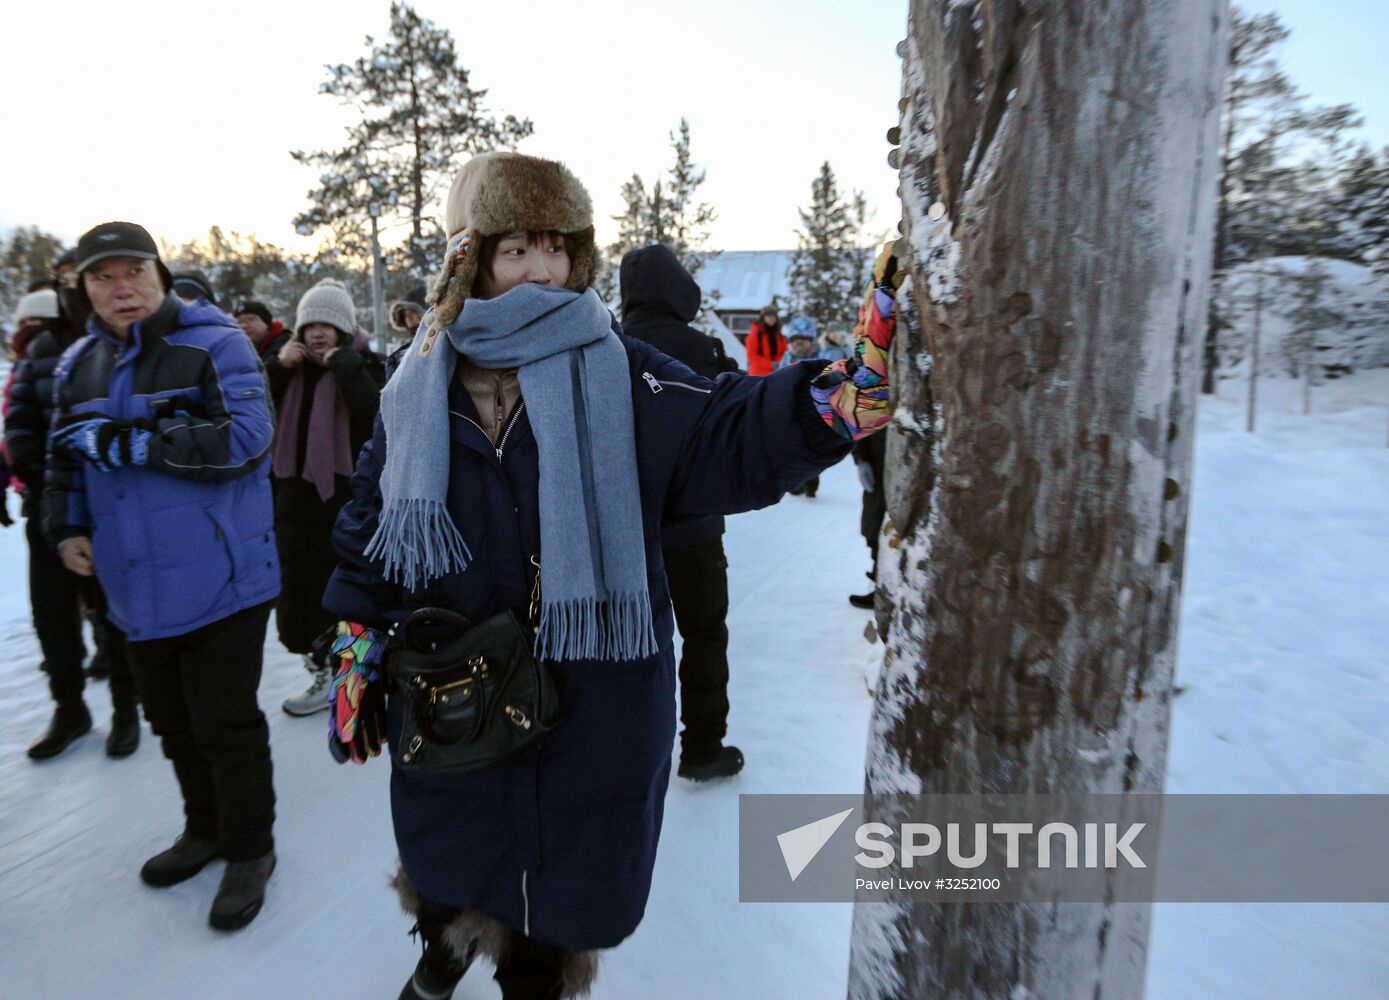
[13,289,59,325]
[294,279,356,337]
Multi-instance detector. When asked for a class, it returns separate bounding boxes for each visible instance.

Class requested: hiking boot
[282,667,331,717]
[27,702,93,760]
[848,592,875,609]
[398,935,478,1000]
[140,833,222,887]
[106,706,141,758]
[678,745,745,782]
[209,852,276,931]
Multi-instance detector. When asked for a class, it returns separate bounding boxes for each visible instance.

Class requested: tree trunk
[850,3,1226,998]
[1204,68,1240,395]
[409,66,426,278]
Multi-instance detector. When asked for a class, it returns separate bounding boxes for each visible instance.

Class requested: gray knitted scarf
[367,283,657,663]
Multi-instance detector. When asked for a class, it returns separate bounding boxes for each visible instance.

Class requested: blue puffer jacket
[324,333,849,951]
[45,294,279,641]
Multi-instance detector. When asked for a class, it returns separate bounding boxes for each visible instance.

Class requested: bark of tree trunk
[850,3,1227,998]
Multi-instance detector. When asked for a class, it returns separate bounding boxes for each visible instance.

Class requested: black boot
[678,744,744,781]
[848,592,875,609]
[209,851,276,931]
[27,702,92,760]
[140,833,222,887]
[398,929,478,1000]
[106,705,141,758]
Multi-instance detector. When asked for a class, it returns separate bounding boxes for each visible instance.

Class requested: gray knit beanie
[295,279,356,337]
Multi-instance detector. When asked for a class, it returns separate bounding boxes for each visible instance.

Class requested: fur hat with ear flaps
[428,152,600,331]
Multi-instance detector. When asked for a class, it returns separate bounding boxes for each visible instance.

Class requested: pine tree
[785,161,868,332]
[160,227,294,313]
[1202,6,1359,392]
[663,119,718,276]
[601,119,718,300]
[1,225,67,334]
[159,226,415,329]
[1284,259,1337,381]
[1332,145,1389,272]
[291,2,533,280]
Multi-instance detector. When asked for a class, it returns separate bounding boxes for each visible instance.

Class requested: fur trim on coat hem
[391,865,601,997]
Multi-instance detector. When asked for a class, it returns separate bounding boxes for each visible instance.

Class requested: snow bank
[1215,256,1389,380]
[0,373,1385,998]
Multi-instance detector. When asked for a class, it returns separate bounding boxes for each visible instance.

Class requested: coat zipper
[522,870,531,936]
[643,372,711,395]
[496,400,526,460]
[448,400,526,461]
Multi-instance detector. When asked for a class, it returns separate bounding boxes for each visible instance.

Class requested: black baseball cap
[234,300,273,325]
[75,221,160,273]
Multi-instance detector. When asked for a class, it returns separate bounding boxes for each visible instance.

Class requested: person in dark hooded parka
[618,244,745,782]
[321,152,898,1000]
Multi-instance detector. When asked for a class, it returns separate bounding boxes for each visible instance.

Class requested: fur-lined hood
[389,284,427,332]
[426,153,601,333]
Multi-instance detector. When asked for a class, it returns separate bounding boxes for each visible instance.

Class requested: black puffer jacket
[4,318,82,517]
[620,244,740,548]
[263,335,385,653]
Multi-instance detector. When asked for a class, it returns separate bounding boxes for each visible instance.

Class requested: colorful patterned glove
[325,621,389,765]
[810,244,900,440]
[50,416,153,472]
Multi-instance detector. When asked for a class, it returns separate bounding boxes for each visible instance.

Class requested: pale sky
[1,0,1384,259]
[0,0,908,257]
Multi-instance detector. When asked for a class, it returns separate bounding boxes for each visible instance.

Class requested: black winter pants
[125,602,276,860]
[663,538,731,756]
[861,487,887,569]
[26,516,135,710]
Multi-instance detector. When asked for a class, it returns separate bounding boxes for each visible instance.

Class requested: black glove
[50,416,155,473]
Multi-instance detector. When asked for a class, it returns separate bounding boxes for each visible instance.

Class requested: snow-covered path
[1,375,1385,999]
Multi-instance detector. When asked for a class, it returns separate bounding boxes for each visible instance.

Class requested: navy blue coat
[324,333,848,950]
[45,294,280,641]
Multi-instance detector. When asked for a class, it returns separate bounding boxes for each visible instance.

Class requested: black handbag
[387,603,563,774]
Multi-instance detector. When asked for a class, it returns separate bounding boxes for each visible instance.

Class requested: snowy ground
[1,372,1385,999]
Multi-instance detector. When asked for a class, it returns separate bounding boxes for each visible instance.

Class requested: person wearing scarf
[321,152,892,1000]
[264,279,384,717]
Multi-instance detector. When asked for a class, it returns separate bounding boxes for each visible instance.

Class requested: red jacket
[254,320,288,357]
[745,320,787,376]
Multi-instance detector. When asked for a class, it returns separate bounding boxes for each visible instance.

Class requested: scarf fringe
[364,497,472,589]
[536,591,659,663]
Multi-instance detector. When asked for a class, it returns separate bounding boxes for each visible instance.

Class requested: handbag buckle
[505,705,531,730]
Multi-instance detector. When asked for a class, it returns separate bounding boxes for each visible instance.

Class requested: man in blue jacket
[46,222,280,932]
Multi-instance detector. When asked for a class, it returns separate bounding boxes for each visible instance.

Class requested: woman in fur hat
[322,153,897,1000]
[264,279,385,716]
